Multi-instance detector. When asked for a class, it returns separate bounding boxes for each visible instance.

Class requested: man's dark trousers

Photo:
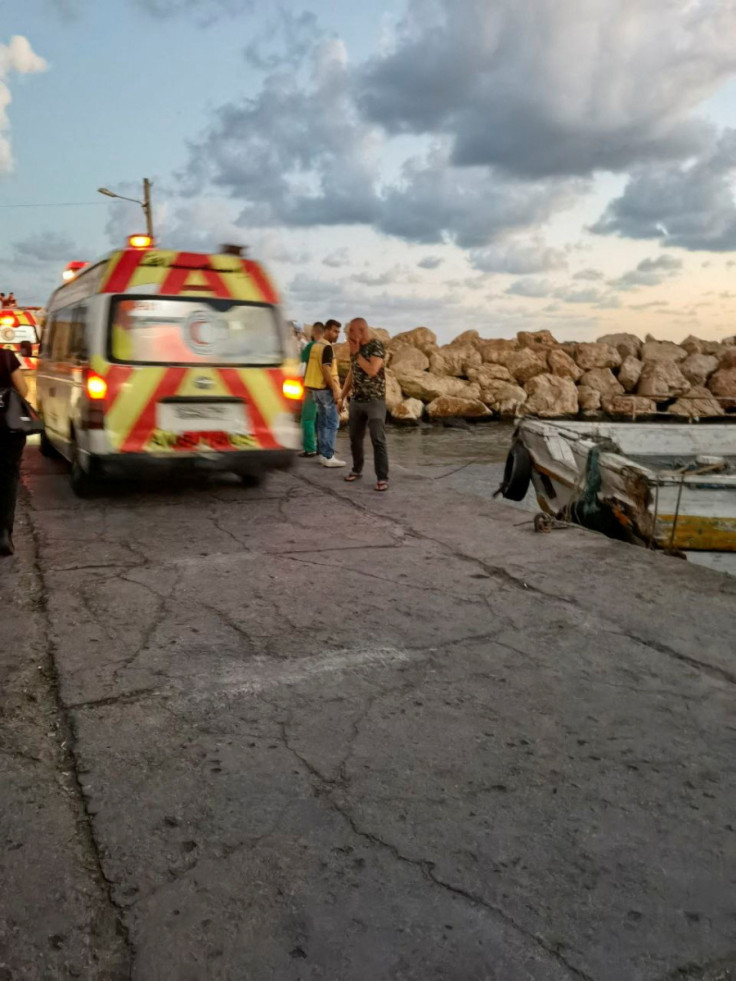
[348,400,388,481]
[0,432,26,534]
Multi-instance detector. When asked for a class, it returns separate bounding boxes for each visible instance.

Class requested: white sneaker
[316,455,326,463]
[322,456,347,468]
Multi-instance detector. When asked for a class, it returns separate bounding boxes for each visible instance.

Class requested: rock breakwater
[332,327,736,421]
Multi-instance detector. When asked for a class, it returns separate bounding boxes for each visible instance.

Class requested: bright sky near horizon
[3,0,736,343]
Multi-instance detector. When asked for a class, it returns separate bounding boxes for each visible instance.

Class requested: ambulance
[0,306,42,403]
[36,237,303,495]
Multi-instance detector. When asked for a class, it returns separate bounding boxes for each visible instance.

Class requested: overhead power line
[0,201,106,209]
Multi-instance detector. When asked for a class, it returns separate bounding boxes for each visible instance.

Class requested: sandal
[375,481,389,492]
[344,472,363,482]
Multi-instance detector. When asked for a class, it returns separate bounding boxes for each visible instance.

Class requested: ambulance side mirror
[19,341,32,358]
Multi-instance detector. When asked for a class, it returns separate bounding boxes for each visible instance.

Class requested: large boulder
[426,396,492,419]
[505,348,548,384]
[390,345,430,373]
[389,326,437,354]
[547,348,582,381]
[429,345,482,377]
[668,386,725,418]
[637,361,690,398]
[477,338,518,364]
[517,329,558,350]
[384,368,404,413]
[578,368,624,396]
[477,380,527,415]
[446,330,482,349]
[478,380,527,416]
[371,327,391,346]
[680,353,719,387]
[596,333,642,360]
[390,397,425,423]
[396,370,481,402]
[680,335,705,355]
[707,367,736,410]
[467,364,513,385]
[640,337,687,362]
[577,385,602,414]
[332,341,351,380]
[618,356,644,392]
[718,348,736,369]
[601,395,657,417]
[573,342,622,371]
[522,374,579,417]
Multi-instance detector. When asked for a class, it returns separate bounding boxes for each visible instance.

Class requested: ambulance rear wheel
[69,439,96,498]
[236,471,265,488]
[39,429,59,458]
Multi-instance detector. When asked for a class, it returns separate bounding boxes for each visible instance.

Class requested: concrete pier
[2,446,735,980]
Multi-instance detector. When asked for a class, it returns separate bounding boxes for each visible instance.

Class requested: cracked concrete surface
[2,443,735,980]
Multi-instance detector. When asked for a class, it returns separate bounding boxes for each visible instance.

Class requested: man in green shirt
[299,323,323,457]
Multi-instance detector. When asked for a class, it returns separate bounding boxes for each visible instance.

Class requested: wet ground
[341,420,520,502]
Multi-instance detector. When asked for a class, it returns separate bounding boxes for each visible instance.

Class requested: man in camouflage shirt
[338,318,389,490]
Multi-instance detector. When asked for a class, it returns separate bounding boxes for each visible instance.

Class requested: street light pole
[142,178,153,239]
[98,178,155,239]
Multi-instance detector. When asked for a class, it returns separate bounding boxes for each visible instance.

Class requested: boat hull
[517,420,736,572]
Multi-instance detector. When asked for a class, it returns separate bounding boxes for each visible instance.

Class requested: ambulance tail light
[86,373,108,400]
[82,371,108,430]
[282,378,304,401]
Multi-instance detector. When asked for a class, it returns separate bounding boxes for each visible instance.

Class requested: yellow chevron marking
[239,369,282,424]
[105,366,165,449]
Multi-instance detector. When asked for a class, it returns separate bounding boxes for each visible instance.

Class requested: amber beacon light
[128,234,154,250]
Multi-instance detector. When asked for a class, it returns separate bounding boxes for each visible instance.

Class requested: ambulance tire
[69,438,96,498]
[499,441,532,501]
[236,471,265,488]
[39,429,59,458]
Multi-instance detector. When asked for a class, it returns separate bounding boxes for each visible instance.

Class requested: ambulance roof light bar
[62,261,88,282]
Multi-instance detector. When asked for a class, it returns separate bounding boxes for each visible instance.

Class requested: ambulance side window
[41,314,56,357]
[50,306,74,361]
[69,305,88,362]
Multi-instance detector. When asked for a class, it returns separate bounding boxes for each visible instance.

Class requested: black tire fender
[498,441,532,501]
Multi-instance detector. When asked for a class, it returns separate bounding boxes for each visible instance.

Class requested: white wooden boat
[502,420,736,576]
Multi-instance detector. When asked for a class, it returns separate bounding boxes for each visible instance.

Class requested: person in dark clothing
[0,349,29,556]
[338,318,389,491]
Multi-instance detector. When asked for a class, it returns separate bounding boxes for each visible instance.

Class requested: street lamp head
[98,187,118,198]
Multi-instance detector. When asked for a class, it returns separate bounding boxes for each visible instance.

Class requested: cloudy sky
[4,0,736,342]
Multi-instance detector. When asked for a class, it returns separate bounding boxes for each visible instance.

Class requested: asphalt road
[2,437,736,981]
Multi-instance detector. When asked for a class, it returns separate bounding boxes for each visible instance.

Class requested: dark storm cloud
[356,0,736,178]
[592,130,736,252]
[183,40,582,248]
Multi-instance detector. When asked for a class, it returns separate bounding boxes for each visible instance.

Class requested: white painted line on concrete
[203,645,418,701]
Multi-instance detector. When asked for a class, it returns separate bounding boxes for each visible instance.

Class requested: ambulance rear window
[109,297,284,366]
[0,324,38,345]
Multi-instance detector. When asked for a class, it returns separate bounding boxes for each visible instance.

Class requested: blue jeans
[312,388,339,460]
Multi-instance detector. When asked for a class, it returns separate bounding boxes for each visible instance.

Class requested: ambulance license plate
[157,401,249,435]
